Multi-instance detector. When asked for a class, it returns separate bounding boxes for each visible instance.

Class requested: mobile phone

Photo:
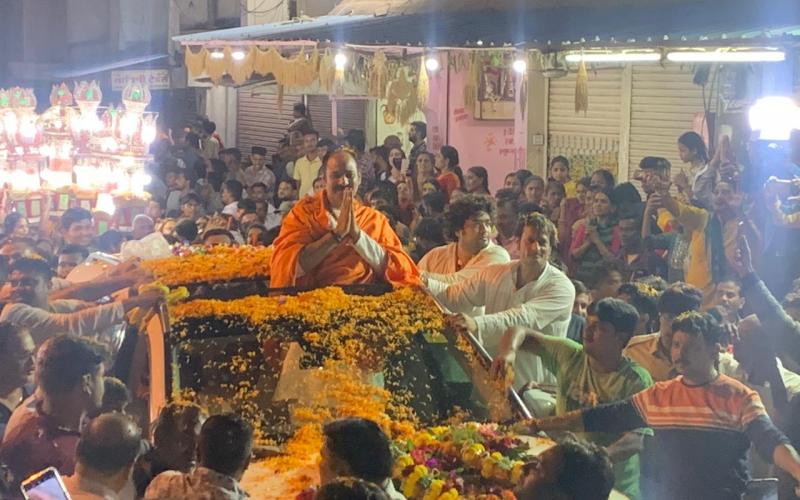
[400,158,410,176]
[21,467,71,500]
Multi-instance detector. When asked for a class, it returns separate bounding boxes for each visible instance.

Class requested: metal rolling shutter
[335,99,368,136]
[236,85,300,156]
[628,64,707,180]
[547,68,622,180]
[306,95,334,139]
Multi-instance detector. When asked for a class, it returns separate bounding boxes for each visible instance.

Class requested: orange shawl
[270,191,420,288]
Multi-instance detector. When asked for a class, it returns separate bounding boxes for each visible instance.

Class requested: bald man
[63,412,143,499]
[271,151,419,288]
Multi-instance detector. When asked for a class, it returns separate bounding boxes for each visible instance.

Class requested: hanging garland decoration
[318,49,335,93]
[463,52,480,112]
[386,66,418,126]
[253,47,281,80]
[204,47,228,83]
[519,52,530,120]
[227,47,256,85]
[184,46,207,77]
[367,51,388,98]
[575,58,589,114]
[416,56,429,110]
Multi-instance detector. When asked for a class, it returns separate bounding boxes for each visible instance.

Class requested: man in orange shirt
[271,150,419,289]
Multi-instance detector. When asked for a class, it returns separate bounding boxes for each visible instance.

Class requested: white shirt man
[420,197,510,315]
[431,214,574,389]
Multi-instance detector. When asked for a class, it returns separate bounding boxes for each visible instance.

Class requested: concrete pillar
[205,86,238,147]
[526,54,548,176]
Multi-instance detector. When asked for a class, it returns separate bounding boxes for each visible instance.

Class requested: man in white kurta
[420,195,510,315]
[429,213,574,389]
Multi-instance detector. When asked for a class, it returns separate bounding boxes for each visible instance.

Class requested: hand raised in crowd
[446,312,478,335]
[645,193,663,214]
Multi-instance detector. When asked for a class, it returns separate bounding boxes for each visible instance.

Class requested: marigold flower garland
[141,245,273,286]
[169,287,533,499]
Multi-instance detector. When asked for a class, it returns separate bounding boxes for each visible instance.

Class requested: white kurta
[419,242,511,285]
[420,242,510,316]
[430,261,575,388]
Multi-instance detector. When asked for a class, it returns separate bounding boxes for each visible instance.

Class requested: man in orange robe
[271,150,420,288]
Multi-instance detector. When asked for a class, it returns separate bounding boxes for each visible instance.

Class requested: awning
[10,53,169,82]
[174,0,800,49]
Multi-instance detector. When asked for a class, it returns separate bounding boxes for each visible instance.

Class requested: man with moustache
[270,150,420,288]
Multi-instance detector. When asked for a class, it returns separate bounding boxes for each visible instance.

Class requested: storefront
[174,0,800,188]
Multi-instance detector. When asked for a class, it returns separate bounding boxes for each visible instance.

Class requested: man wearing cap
[271,151,420,288]
[244,146,276,199]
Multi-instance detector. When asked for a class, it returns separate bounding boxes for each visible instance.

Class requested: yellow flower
[142,245,273,286]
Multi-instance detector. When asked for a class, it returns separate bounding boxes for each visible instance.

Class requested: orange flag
[270,191,420,289]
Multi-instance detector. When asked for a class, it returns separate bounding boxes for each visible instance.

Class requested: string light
[512,58,527,74]
[334,52,348,70]
[425,56,440,72]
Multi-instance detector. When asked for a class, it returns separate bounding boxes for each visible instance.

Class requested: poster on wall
[474,53,516,121]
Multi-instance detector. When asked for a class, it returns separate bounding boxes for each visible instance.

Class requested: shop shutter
[306,95,334,139]
[547,68,622,179]
[335,99,368,137]
[628,64,707,180]
[236,85,300,157]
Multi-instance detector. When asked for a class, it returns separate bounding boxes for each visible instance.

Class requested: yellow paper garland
[184,46,207,78]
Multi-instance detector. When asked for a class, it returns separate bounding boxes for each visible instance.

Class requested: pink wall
[410,53,528,193]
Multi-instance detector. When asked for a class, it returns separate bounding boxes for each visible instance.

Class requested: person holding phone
[649,176,760,304]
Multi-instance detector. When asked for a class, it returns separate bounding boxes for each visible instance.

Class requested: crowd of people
[3,103,800,499]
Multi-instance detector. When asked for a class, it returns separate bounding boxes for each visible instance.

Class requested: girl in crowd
[676,131,713,207]
[515,169,533,187]
[436,145,463,199]
[413,152,437,202]
[523,175,546,207]
[590,168,616,192]
[464,166,490,196]
[544,182,567,225]
[558,177,592,265]
[570,187,622,283]
[388,147,406,184]
[396,181,415,226]
[503,172,522,196]
[371,145,391,182]
[3,213,29,240]
[549,156,577,198]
